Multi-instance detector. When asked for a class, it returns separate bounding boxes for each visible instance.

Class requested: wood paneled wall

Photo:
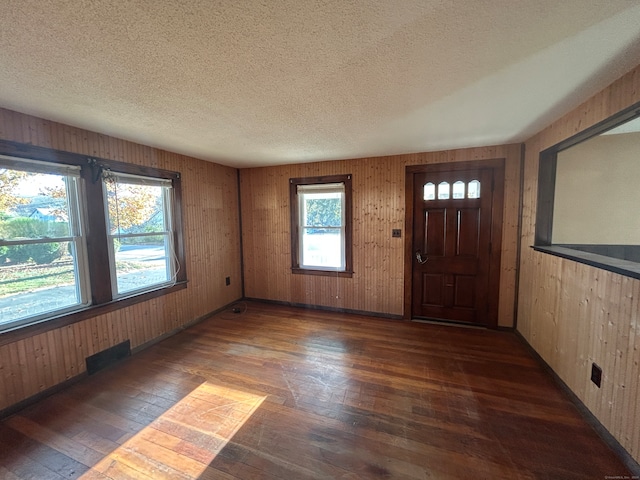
[518,65,640,462]
[0,108,243,412]
[240,144,522,327]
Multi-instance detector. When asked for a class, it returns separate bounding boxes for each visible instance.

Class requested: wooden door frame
[403,159,505,327]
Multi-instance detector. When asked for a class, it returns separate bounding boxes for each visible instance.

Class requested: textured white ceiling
[0,1,639,168]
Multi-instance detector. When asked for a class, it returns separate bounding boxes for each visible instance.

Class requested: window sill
[292,267,353,278]
[0,281,187,347]
[532,245,640,280]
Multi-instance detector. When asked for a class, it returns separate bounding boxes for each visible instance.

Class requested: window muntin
[103,172,176,297]
[0,159,90,330]
[290,175,353,276]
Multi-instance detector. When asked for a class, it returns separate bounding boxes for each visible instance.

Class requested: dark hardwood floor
[0,302,632,479]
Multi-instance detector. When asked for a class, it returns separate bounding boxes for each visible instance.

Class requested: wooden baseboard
[0,298,243,420]
[243,297,404,320]
[0,372,88,420]
[131,299,242,354]
[514,330,640,477]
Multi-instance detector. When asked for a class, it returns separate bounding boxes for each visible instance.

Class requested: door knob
[415,250,428,264]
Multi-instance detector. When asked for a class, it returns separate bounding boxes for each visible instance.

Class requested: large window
[0,141,186,335]
[289,174,353,277]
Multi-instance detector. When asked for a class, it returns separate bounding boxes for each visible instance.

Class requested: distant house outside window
[0,157,90,329]
[0,145,186,335]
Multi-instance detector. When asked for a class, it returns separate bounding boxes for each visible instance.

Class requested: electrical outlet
[225,276,231,286]
[392,229,402,238]
[591,363,602,388]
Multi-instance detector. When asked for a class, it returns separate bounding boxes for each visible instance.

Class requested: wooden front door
[408,161,504,327]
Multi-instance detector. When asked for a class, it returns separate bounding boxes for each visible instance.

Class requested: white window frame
[0,156,90,332]
[102,171,177,298]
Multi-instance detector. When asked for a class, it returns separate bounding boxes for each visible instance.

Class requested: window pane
[113,234,172,295]
[468,180,481,198]
[104,175,175,297]
[301,228,343,269]
[453,181,465,199]
[1,170,71,239]
[0,241,85,327]
[1,164,87,330]
[302,192,342,227]
[423,182,435,200]
[104,180,166,234]
[438,182,450,199]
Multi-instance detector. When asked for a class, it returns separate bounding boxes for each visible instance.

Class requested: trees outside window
[0,145,186,335]
[289,174,353,277]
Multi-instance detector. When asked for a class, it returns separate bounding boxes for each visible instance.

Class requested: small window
[453,181,465,199]
[468,180,481,198]
[102,172,177,297]
[290,175,353,277]
[423,182,435,200]
[438,181,450,199]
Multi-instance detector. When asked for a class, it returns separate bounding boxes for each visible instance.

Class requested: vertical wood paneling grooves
[518,64,640,464]
[0,107,243,412]
[240,144,521,326]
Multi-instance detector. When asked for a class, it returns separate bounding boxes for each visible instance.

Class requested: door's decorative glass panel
[453,181,465,199]
[423,182,435,201]
[468,180,480,198]
[437,182,450,199]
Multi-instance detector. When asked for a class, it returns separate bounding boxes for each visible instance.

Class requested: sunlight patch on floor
[80,382,266,479]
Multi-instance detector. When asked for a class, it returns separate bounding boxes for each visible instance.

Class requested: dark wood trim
[0,138,180,180]
[171,173,187,283]
[532,245,640,281]
[236,169,246,298]
[0,371,89,420]
[534,100,640,275]
[534,150,556,246]
[291,267,353,278]
[403,168,415,320]
[513,144,525,330]
[541,100,640,155]
[535,100,640,246]
[405,158,506,174]
[131,298,242,354]
[404,158,506,327]
[0,139,189,343]
[289,174,353,275]
[514,330,640,477]
[487,160,505,329]
[82,164,113,304]
[244,297,404,320]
